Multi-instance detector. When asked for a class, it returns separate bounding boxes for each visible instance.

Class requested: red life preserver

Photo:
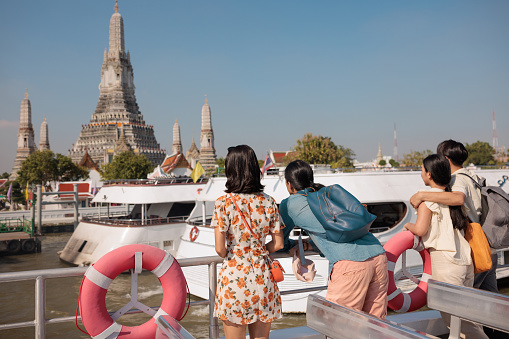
[383,230,432,313]
[79,244,187,338]
[189,226,199,242]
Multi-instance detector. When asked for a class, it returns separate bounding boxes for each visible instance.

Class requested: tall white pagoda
[10,90,37,181]
[199,97,217,170]
[68,1,165,167]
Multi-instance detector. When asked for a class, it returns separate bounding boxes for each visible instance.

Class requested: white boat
[59,178,206,265]
[177,169,509,313]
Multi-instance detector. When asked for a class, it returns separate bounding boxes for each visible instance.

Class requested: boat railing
[306,294,432,339]
[81,215,188,227]
[102,177,207,186]
[427,279,509,337]
[0,252,326,339]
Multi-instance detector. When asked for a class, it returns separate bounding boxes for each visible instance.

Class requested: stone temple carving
[68,1,165,167]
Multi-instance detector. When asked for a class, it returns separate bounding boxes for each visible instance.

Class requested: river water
[0,233,307,339]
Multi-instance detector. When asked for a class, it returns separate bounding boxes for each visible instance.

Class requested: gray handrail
[427,279,509,336]
[306,294,434,339]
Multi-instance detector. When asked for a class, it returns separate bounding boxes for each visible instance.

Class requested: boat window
[78,240,88,253]
[167,202,196,218]
[364,202,407,233]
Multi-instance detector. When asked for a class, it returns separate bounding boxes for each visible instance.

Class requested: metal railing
[0,252,326,339]
[81,215,188,227]
[427,279,509,338]
[306,295,433,339]
[0,216,33,235]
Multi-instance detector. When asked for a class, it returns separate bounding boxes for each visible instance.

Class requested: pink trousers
[326,253,388,319]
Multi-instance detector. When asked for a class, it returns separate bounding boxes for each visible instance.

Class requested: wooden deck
[0,232,32,241]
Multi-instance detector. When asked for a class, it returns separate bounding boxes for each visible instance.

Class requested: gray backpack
[458,173,509,249]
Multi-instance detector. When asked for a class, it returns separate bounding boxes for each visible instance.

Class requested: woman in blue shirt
[279,160,389,318]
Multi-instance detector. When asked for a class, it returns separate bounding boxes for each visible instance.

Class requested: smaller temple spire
[172,119,183,154]
[115,0,119,13]
[25,88,28,99]
[376,137,383,163]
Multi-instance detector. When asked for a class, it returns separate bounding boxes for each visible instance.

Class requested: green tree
[293,133,355,167]
[402,149,432,167]
[16,150,88,190]
[102,151,154,180]
[56,153,89,182]
[1,172,9,179]
[389,159,400,168]
[379,159,387,166]
[465,141,494,165]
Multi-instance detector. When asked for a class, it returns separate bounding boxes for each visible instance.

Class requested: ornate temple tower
[186,136,200,169]
[68,1,165,167]
[10,90,37,181]
[199,97,217,170]
[172,120,183,154]
[39,118,50,151]
[376,137,383,163]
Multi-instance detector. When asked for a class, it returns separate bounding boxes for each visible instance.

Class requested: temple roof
[161,152,192,174]
[78,150,99,170]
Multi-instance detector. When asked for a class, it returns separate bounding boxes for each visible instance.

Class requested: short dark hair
[284,160,324,191]
[224,145,264,194]
[436,139,468,167]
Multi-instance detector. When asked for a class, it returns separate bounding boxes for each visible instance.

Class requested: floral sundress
[212,192,282,324]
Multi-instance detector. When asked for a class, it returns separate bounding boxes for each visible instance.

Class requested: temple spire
[172,119,183,154]
[115,0,119,13]
[39,117,50,151]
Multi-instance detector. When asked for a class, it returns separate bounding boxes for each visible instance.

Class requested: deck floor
[0,232,32,241]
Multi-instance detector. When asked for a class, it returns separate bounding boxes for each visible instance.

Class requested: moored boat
[59,178,206,265]
[177,169,509,313]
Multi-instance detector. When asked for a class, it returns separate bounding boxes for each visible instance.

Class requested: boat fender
[383,230,432,313]
[189,226,199,242]
[79,244,187,339]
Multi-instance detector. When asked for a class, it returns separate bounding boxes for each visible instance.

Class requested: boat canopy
[92,183,205,204]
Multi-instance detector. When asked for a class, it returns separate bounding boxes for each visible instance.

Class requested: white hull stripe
[85,266,113,290]
[420,273,432,284]
[399,293,411,313]
[387,260,396,272]
[151,251,174,278]
[92,322,122,339]
[387,288,402,301]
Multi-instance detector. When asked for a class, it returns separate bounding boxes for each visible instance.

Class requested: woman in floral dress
[213,145,284,339]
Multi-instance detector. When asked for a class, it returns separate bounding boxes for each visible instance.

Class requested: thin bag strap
[229,193,257,238]
[456,172,484,190]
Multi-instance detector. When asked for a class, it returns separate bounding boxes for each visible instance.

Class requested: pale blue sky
[1,0,508,174]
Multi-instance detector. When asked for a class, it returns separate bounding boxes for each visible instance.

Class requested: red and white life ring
[383,230,432,313]
[189,226,199,242]
[79,244,187,339]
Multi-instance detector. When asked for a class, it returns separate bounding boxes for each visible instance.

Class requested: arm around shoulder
[415,191,465,207]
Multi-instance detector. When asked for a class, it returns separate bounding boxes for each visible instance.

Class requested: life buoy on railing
[383,230,432,313]
[79,244,187,339]
[189,226,199,242]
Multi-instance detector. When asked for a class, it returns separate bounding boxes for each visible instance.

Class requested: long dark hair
[422,154,469,231]
[224,145,264,194]
[284,160,324,192]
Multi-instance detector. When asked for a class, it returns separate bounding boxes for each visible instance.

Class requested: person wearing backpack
[404,154,489,339]
[279,160,389,319]
[410,140,498,294]
[410,140,505,339]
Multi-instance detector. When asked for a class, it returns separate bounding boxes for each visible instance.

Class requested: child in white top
[404,154,488,339]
